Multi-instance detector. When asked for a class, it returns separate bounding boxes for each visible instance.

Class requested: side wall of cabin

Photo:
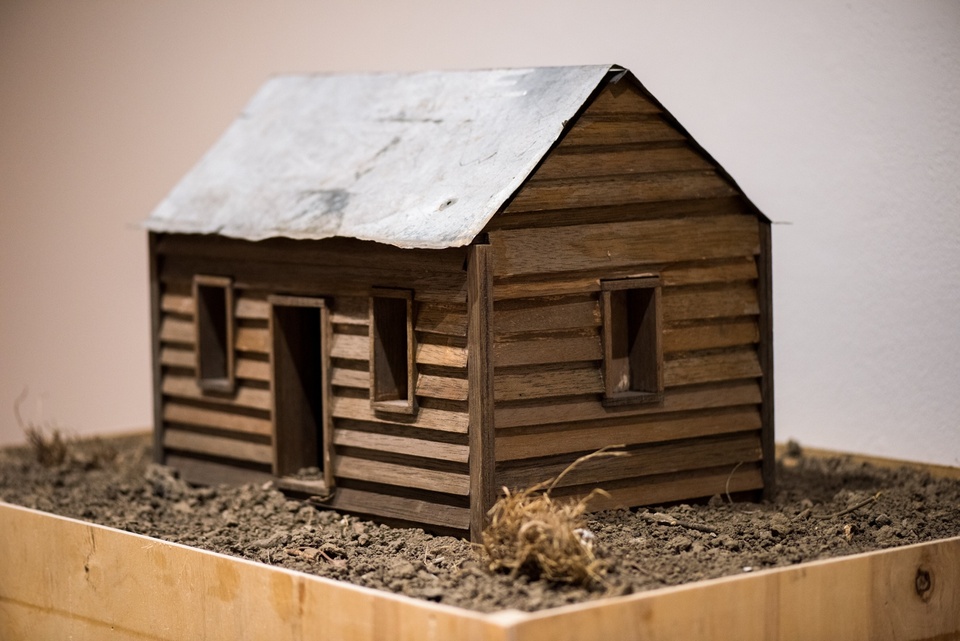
[150,233,473,533]
[484,77,772,509]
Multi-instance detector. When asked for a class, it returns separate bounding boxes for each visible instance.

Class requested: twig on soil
[724,461,745,503]
[636,511,718,535]
[815,492,882,520]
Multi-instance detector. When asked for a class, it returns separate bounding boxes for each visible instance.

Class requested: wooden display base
[2,460,959,641]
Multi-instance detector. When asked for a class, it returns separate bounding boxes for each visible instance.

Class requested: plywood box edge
[2,501,958,641]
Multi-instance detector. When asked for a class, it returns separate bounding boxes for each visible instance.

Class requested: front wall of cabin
[484,79,771,509]
[151,234,473,532]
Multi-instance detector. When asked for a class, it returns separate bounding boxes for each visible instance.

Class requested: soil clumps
[1,433,958,612]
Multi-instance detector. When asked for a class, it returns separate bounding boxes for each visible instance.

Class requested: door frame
[267,294,334,491]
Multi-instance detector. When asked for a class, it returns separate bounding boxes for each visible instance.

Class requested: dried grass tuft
[479,447,626,585]
[14,388,115,469]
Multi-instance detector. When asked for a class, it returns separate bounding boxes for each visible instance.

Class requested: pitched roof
[145,65,616,249]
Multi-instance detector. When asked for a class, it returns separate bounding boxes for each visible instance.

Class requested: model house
[145,64,773,540]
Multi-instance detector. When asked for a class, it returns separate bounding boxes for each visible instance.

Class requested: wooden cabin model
[146,65,774,541]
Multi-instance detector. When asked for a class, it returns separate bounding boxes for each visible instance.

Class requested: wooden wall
[151,234,473,532]
[484,78,769,508]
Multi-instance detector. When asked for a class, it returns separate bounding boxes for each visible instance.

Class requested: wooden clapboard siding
[483,81,769,514]
[529,145,714,182]
[161,374,271,411]
[333,456,469,496]
[495,379,761,430]
[332,425,469,464]
[489,214,759,278]
[163,401,271,437]
[497,431,762,490]
[163,428,273,465]
[322,487,470,531]
[496,407,762,461]
[491,256,757,301]
[505,171,737,213]
[331,396,468,434]
[580,462,764,511]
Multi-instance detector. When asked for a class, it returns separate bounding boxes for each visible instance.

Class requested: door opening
[269,296,331,490]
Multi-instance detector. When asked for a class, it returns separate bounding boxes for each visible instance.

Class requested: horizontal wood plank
[333,456,470,496]
[416,341,468,368]
[585,84,661,115]
[163,428,272,465]
[582,463,764,511]
[498,432,762,489]
[532,146,713,182]
[236,296,269,320]
[496,407,762,461]
[416,305,468,337]
[159,317,194,344]
[324,487,470,531]
[160,293,193,316]
[494,298,600,335]
[559,118,686,147]
[235,357,270,382]
[494,365,603,402]
[235,326,269,353]
[416,374,469,402]
[493,335,601,367]
[665,350,762,387]
[492,258,757,301]
[663,284,760,322]
[157,234,468,275]
[331,367,369,390]
[490,215,760,278]
[495,379,762,429]
[331,395,469,434]
[663,320,759,354]
[332,428,469,464]
[505,172,737,213]
[162,374,271,411]
[330,333,368,361]
[163,402,271,437]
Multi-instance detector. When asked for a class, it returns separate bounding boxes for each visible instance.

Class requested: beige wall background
[1,1,958,466]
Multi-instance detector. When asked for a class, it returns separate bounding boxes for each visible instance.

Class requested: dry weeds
[479,448,626,586]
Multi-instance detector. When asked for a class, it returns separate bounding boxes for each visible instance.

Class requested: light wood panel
[323,488,470,531]
[558,117,686,147]
[3,503,957,641]
[494,297,600,335]
[663,320,759,354]
[493,335,601,367]
[662,284,759,321]
[416,373,469,402]
[494,364,603,402]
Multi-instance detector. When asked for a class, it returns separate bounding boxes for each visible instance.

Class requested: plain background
[1,1,958,466]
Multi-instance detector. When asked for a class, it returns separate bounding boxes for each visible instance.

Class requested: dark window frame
[193,275,235,393]
[600,276,664,407]
[369,288,416,415]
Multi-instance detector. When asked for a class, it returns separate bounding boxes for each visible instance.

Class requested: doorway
[269,295,332,490]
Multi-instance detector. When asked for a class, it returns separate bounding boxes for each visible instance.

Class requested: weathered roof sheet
[145,65,615,249]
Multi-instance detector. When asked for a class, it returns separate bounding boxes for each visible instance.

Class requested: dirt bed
[2,433,958,613]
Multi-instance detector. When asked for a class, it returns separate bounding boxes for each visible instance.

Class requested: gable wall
[484,80,768,508]
[151,234,473,532]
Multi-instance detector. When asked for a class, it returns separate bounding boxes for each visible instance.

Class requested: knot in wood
[914,567,933,602]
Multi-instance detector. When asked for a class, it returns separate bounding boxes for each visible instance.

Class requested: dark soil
[2,433,958,613]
